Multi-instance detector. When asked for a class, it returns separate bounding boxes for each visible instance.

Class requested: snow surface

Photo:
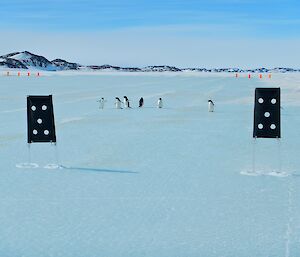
[0,71,299,256]
[8,52,32,61]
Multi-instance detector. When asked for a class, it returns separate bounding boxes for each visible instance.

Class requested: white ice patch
[43,164,61,169]
[60,117,84,124]
[240,169,290,178]
[16,163,39,169]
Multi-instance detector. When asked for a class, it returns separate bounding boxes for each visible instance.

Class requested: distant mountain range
[0,51,299,73]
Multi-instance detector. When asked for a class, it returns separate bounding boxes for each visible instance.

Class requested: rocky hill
[0,51,299,73]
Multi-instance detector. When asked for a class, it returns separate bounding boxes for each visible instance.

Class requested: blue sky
[0,0,299,67]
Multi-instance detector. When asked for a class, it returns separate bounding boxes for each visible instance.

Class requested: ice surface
[0,71,299,256]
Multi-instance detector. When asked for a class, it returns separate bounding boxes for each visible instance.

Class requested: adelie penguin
[157,98,163,108]
[208,100,214,112]
[115,97,122,109]
[139,97,144,108]
[97,97,106,109]
[123,96,131,108]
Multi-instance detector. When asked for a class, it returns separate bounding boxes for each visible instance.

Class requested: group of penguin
[97,96,215,112]
[97,96,163,109]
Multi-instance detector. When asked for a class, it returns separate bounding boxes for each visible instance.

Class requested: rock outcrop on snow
[0,51,57,70]
[0,57,28,69]
[51,59,80,70]
[0,51,79,71]
[87,64,141,72]
[142,66,182,72]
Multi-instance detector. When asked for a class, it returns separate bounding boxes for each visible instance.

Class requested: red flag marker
[248,74,251,79]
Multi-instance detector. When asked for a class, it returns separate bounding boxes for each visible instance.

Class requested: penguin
[115,97,122,109]
[127,99,131,108]
[208,100,214,112]
[124,96,131,108]
[139,97,144,108]
[123,96,128,108]
[97,97,106,109]
[157,98,163,108]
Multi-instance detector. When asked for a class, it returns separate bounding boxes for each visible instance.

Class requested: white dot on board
[258,124,263,129]
[44,130,49,135]
[31,106,36,111]
[37,118,42,124]
[264,112,270,118]
[270,124,276,130]
[271,98,277,104]
[42,105,47,111]
[258,98,264,104]
[33,129,38,135]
